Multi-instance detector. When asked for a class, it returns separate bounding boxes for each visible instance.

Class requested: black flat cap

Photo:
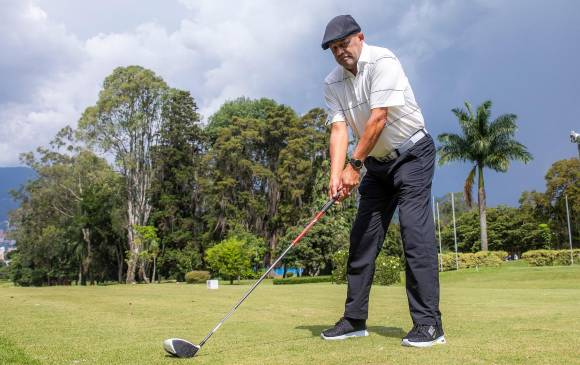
[321,15,361,50]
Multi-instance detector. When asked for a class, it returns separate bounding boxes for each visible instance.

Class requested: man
[320,15,445,348]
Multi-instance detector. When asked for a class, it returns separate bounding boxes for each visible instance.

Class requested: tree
[203,99,329,267]
[435,192,472,226]
[78,66,168,283]
[10,143,124,285]
[441,206,551,254]
[133,225,160,283]
[543,158,579,247]
[205,236,254,284]
[437,100,532,251]
[149,89,208,279]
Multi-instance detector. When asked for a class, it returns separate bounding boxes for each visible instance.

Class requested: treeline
[2,65,577,286]
[3,65,377,286]
[435,157,579,255]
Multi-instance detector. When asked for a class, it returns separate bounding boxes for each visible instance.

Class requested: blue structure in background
[273,267,303,277]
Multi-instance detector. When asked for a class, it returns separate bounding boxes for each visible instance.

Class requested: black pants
[344,135,442,326]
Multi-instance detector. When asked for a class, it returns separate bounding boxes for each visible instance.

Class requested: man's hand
[329,174,343,201]
[339,164,361,200]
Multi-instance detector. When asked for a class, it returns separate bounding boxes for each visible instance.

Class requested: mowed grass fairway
[1,263,579,365]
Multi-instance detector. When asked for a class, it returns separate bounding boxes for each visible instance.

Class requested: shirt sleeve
[324,83,346,125]
[369,57,407,109]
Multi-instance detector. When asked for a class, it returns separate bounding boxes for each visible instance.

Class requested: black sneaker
[401,324,446,347]
[320,317,369,341]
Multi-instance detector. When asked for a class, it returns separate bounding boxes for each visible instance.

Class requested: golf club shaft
[198,194,339,348]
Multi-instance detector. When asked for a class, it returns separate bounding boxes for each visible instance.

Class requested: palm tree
[437,100,532,251]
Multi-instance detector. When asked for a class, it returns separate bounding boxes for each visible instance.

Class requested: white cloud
[0,0,554,171]
[0,0,339,165]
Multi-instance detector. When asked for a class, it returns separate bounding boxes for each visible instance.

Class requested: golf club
[163,193,341,358]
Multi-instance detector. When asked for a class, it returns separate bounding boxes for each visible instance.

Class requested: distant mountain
[0,167,36,229]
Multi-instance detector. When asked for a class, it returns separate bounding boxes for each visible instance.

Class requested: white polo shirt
[324,43,425,158]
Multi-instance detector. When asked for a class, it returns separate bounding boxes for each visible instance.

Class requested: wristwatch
[349,158,364,170]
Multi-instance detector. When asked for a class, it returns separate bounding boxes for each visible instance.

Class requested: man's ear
[358,32,365,42]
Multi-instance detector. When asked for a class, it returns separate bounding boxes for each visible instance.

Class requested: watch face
[351,159,363,169]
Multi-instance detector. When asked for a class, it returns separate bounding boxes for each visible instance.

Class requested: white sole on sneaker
[320,330,369,341]
[401,335,446,348]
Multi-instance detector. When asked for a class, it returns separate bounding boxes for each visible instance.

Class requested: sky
[0,0,579,207]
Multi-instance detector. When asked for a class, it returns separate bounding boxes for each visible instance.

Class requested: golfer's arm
[329,122,349,179]
[352,107,388,161]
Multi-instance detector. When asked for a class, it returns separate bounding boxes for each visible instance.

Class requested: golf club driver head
[163,338,200,358]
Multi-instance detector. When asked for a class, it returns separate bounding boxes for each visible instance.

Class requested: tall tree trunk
[138,258,150,283]
[267,180,280,267]
[126,201,138,284]
[81,228,92,286]
[478,165,488,251]
[78,260,82,286]
[152,256,157,283]
[116,245,124,283]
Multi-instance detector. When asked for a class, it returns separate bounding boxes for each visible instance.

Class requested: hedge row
[332,249,402,286]
[439,251,507,271]
[522,249,580,266]
[272,275,332,285]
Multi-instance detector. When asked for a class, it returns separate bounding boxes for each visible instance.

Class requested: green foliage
[0,263,8,280]
[205,236,254,284]
[203,98,329,266]
[10,141,124,286]
[543,159,580,248]
[156,247,201,281]
[434,192,472,226]
[437,100,533,250]
[77,65,169,284]
[331,249,349,284]
[185,270,210,284]
[332,249,402,286]
[522,249,580,266]
[374,255,403,285]
[149,88,208,279]
[441,206,552,254]
[272,275,332,285]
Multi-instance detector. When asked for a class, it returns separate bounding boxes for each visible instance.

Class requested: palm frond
[436,133,472,165]
[489,113,517,140]
[485,140,533,171]
[476,100,492,136]
[464,165,477,208]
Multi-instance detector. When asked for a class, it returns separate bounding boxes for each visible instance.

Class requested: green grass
[1,264,579,364]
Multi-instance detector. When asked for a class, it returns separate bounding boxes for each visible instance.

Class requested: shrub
[439,253,457,271]
[285,271,294,278]
[473,251,503,268]
[523,249,580,266]
[331,249,349,284]
[523,249,555,266]
[185,271,210,284]
[439,251,506,271]
[332,249,402,286]
[374,255,402,285]
[205,237,252,284]
[273,276,332,285]
[490,251,508,261]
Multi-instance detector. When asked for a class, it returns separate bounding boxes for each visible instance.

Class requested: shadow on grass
[295,325,405,339]
[185,334,318,358]
[166,326,406,358]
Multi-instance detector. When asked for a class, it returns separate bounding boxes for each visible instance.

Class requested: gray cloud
[1,0,579,206]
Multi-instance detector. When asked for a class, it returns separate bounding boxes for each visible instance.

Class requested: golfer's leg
[344,172,397,320]
[396,137,441,325]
